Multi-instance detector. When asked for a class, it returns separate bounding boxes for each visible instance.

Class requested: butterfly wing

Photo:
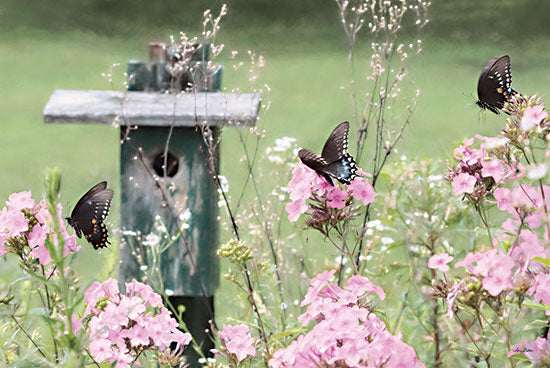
[298,149,334,186]
[299,122,358,186]
[321,122,357,184]
[321,121,350,164]
[67,182,113,249]
[322,154,358,185]
[477,55,515,114]
[69,181,107,220]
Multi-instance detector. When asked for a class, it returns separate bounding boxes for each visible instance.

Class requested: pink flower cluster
[494,184,550,233]
[428,253,454,272]
[528,274,550,313]
[269,270,424,368]
[217,323,256,361]
[82,278,191,367]
[0,191,78,264]
[455,249,516,296]
[286,164,375,222]
[447,135,518,198]
[520,105,548,131]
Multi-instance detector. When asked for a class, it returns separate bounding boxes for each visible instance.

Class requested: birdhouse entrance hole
[153,150,180,177]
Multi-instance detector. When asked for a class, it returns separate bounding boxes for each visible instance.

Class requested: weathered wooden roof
[43,89,260,126]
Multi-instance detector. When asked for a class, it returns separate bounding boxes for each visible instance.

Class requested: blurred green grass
[2,1,550,361]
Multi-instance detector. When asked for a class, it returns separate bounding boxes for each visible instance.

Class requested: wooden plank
[43,89,260,126]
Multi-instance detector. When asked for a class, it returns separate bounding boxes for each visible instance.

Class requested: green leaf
[271,328,305,340]
[533,257,550,266]
[522,297,550,311]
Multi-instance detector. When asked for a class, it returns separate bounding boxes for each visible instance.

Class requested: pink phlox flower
[172,330,192,354]
[451,173,476,195]
[219,324,256,362]
[515,230,545,263]
[121,324,151,347]
[6,191,35,212]
[521,105,548,131]
[528,274,550,307]
[288,164,317,199]
[149,320,173,347]
[89,338,114,363]
[285,198,308,223]
[502,218,520,234]
[326,186,348,209]
[2,209,29,238]
[471,249,499,276]
[428,253,454,273]
[511,184,540,210]
[289,181,312,201]
[55,203,80,255]
[89,316,108,338]
[481,158,506,183]
[126,282,162,307]
[312,175,333,196]
[349,177,376,205]
[482,268,513,296]
[110,347,133,368]
[475,134,510,149]
[298,296,334,326]
[28,224,52,265]
[453,138,474,159]
[493,188,514,213]
[102,303,129,327]
[83,281,102,314]
[455,251,481,272]
[71,314,83,337]
[101,278,121,303]
[480,253,515,296]
[525,212,542,229]
[345,274,385,301]
[34,201,52,225]
[30,240,53,265]
[106,328,126,349]
[463,147,486,165]
[124,296,146,320]
[301,270,335,306]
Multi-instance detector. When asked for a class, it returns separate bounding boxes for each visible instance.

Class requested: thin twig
[11,315,48,360]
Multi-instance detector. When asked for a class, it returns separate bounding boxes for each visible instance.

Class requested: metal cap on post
[43,41,260,366]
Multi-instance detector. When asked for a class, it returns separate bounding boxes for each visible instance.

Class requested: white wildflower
[179,208,192,222]
[527,164,547,180]
[273,136,296,152]
[217,175,229,193]
[268,154,284,165]
[164,289,175,296]
[143,233,160,246]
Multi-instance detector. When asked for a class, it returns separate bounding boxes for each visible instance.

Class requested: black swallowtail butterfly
[298,121,357,186]
[66,181,113,250]
[476,55,519,114]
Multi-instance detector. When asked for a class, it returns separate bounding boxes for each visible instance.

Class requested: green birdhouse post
[43,42,261,365]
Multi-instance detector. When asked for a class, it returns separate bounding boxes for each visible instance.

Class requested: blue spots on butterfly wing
[324,155,358,184]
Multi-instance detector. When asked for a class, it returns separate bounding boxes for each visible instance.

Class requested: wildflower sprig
[440,96,550,365]
[217,238,254,265]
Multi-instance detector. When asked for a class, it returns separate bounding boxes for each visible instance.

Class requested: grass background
[1,0,550,363]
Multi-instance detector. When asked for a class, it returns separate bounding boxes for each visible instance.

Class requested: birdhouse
[43,41,261,365]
